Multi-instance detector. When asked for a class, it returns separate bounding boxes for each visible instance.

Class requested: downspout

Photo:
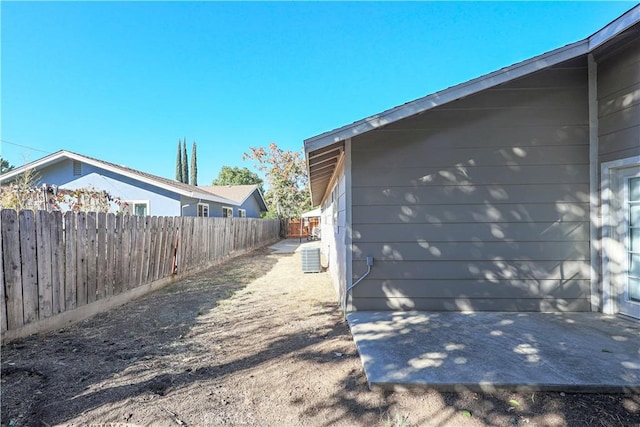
[588,53,601,312]
[343,138,353,313]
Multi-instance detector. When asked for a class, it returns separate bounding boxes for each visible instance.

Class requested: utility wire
[1,139,51,154]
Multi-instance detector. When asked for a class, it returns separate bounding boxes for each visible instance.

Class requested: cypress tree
[182,137,189,184]
[175,139,183,182]
[190,141,198,186]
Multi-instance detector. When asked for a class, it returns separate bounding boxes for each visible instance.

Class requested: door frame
[601,155,640,317]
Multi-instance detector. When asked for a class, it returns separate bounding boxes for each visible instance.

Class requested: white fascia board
[0,150,67,183]
[249,187,269,211]
[589,5,640,51]
[62,153,235,204]
[238,186,260,206]
[304,40,589,153]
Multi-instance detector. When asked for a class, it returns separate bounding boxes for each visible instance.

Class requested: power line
[1,139,51,154]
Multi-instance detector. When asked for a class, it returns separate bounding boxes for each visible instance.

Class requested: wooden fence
[0,209,280,338]
[285,218,320,239]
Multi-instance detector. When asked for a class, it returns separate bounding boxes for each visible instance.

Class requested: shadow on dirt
[1,248,279,427]
[2,245,639,427]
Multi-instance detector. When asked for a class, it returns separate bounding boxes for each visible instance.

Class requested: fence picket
[114,214,124,295]
[129,215,139,287]
[76,212,89,306]
[64,213,77,310]
[1,209,280,336]
[0,212,5,332]
[96,213,107,299]
[148,217,158,283]
[106,213,116,297]
[51,211,64,314]
[2,210,23,329]
[36,210,53,319]
[19,210,39,323]
[154,217,164,281]
[137,215,146,285]
[122,214,132,289]
[86,212,98,303]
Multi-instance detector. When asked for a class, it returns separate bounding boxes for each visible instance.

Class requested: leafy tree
[0,157,15,175]
[212,166,264,193]
[243,143,310,219]
[190,141,198,186]
[182,137,189,184]
[175,140,183,182]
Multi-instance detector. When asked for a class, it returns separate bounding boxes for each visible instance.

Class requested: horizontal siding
[599,126,640,156]
[352,241,589,262]
[378,108,587,131]
[352,183,590,206]
[598,82,640,117]
[354,145,588,169]
[598,103,640,136]
[352,222,588,243]
[352,164,589,187]
[321,161,347,307]
[351,279,589,299]
[354,260,590,280]
[360,125,589,148]
[352,202,589,224]
[597,40,640,98]
[438,86,587,109]
[597,38,640,163]
[492,67,587,90]
[351,298,591,312]
[350,62,590,312]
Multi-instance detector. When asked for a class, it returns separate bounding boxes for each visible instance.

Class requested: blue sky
[1,1,636,185]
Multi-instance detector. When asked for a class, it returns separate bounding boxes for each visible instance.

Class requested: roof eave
[0,150,68,183]
[304,39,589,153]
[589,5,640,51]
[304,5,640,154]
[1,150,238,205]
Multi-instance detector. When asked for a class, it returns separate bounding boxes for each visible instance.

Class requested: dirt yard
[2,244,639,427]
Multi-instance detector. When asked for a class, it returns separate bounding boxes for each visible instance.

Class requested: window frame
[197,202,209,217]
[222,206,233,218]
[238,208,246,218]
[125,200,150,216]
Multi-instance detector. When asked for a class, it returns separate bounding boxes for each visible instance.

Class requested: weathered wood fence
[0,209,280,339]
[285,218,320,239]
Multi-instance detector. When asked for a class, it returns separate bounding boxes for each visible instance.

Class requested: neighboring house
[304,7,640,320]
[0,150,264,218]
[200,185,268,218]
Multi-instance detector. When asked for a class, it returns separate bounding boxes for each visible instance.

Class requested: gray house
[0,150,264,218]
[304,7,640,320]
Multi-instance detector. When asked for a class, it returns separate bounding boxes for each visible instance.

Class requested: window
[238,209,246,218]
[222,206,233,218]
[72,160,82,176]
[197,203,209,217]
[125,200,149,216]
[134,203,148,216]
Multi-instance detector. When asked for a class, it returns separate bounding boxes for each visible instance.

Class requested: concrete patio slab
[269,239,320,254]
[347,311,640,393]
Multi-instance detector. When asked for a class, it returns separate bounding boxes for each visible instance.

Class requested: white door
[620,170,640,318]
[602,159,640,319]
